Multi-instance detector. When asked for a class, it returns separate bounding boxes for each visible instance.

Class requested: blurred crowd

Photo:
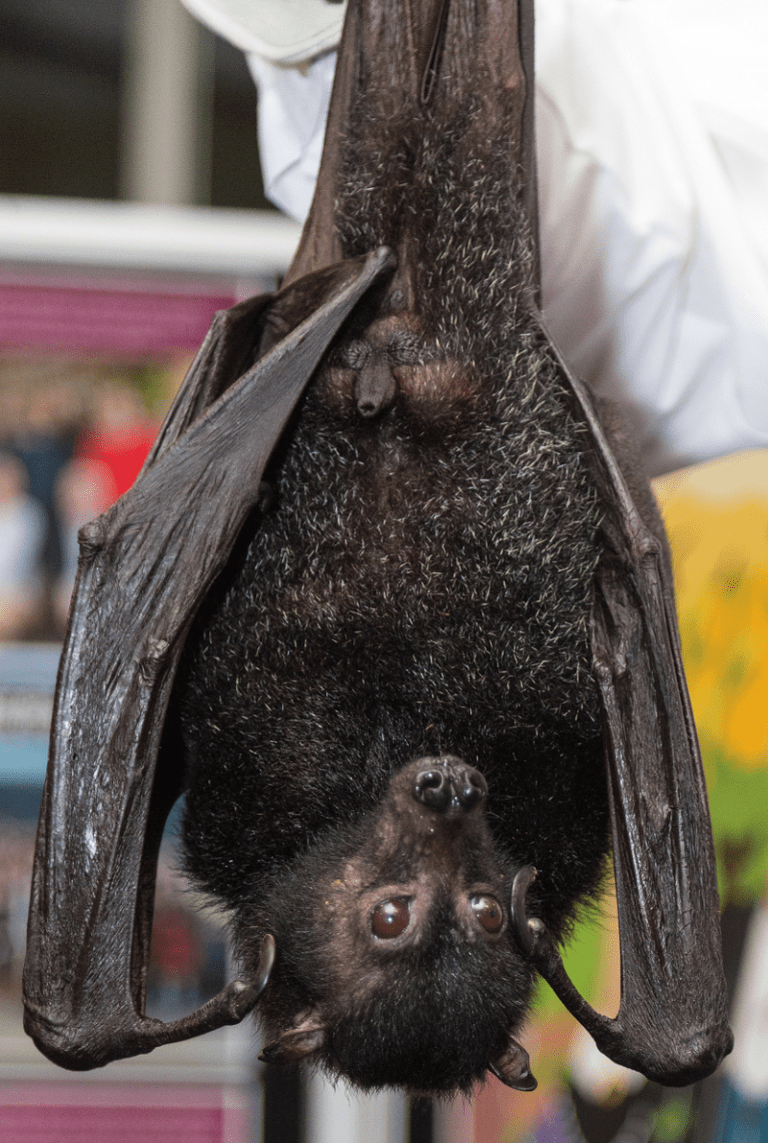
[0,359,161,641]
[0,821,227,1017]
[0,822,33,1005]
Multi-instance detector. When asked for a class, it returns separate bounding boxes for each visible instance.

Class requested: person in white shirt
[182,0,768,476]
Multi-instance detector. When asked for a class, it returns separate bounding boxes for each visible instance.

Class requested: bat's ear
[259,1012,326,1065]
[488,1035,537,1091]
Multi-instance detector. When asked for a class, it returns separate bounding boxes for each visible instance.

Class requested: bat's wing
[511,339,733,1086]
[23,247,395,1070]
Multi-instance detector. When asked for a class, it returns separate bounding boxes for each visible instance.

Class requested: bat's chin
[314,985,536,1095]
[257,941,536,1095]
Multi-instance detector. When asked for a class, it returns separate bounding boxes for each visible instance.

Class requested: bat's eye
[371,897,411,939]
[471,894,503,934]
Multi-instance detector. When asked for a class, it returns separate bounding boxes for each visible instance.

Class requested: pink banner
[0,278,255,354]
[0,1082,249,1143]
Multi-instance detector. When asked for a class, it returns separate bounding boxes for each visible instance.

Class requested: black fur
[173,98,609,1094]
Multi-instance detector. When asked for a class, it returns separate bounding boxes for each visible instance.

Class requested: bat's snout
[412,758,487,813]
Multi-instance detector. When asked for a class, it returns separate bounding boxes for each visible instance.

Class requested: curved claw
[510,865,542,957]
[224,933,277,1022]
[235,933,276,1008]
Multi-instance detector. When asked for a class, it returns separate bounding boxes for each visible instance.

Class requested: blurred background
[1,1,767,1141]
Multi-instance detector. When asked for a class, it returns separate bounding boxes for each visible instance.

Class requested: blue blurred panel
[1,644,58,818]
[1,782,44,820]
[0,643,61,693]
[0,734,49,784]
[713,1080,768,1143]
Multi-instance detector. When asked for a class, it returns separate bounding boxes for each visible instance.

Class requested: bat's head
[237,757,537,1095]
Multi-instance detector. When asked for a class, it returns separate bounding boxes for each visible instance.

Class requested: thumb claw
[227,934,276,1020]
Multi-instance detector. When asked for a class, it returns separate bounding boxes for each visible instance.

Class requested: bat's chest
[177,366,606,901]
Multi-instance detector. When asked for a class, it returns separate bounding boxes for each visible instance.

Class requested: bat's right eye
[371,897,411,939]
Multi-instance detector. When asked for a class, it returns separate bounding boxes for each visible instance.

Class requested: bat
[24,0,733,1095]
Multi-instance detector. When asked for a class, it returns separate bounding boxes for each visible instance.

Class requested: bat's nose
[412,759,487,812]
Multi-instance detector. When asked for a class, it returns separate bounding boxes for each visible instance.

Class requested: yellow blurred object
[655,452,768,772]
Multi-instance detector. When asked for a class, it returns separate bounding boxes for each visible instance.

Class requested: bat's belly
[176,369,608,918]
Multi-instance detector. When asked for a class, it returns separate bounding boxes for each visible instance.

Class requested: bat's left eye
[471,894,504,934]
[371,897,411,939]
